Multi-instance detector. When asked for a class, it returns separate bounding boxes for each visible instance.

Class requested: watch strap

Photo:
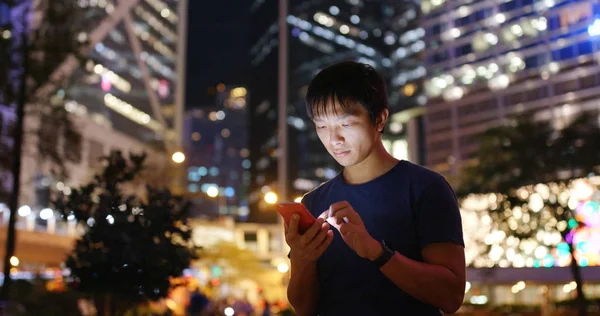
[372,240,395,268]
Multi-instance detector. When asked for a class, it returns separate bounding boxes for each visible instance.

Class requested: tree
[0,0,86,299]
[52,151,199,316]
[458,113,600,316]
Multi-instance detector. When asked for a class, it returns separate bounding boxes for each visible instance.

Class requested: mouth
[333,150,350,158]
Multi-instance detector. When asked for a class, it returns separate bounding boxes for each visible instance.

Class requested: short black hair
[305,61,388,126]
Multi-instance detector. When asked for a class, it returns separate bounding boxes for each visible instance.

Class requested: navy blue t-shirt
[301,160,464,316]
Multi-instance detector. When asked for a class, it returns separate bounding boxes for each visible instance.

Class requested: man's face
[312,101,382,167]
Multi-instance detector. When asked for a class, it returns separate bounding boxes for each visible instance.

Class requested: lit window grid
[421,0,557,26]
[430,19,578,72]
[312,12,362,37]
[421,1,580,57]
[144,0,178,24]
[428,62,600,123]
[134,5,177,43]
[423,22,595,100]
[140,51,176,80]
[65,100,113,129]
[420,0,446,14]
[251,38,278,66]
[391,40,426,61]
[461,177,600,268]
[77,0,116,13]
[300,13,424,67]
[132,23,176,60]
[252,14,423,68]
[432,16,546,51]
[426,16,550,67]
[287,15,379,59]
[392,66,427,87]
[103,93,163,132]
[94,42,126,65]
[250,23,278,57]
[93,64,132,93]
[295,32,335,54]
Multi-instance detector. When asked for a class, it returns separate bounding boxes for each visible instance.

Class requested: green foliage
[458,113,600,316]
[52,151,199,304]
[458,114,600,242]
[3,278,82,316]
[458,114,600,197]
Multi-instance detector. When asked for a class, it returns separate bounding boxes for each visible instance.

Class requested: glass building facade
[64,0,187,151]
[248,0,424,222]
[422,0,600,175]
[183,85,251,220]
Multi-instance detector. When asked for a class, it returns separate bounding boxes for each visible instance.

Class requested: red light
[211,278,220,286]
[101,76,111,92]
[158,79,169,98]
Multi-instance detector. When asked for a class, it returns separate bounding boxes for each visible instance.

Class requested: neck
[343,141,399,185]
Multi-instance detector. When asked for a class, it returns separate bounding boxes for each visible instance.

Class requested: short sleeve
[416,176,465,249]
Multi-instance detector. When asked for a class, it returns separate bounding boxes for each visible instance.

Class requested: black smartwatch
[372,240,395,268]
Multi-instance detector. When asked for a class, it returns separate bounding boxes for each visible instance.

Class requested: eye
[316,125,327,129]
[341,123,352,127]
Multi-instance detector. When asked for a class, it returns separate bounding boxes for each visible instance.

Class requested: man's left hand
[327,201,382,260]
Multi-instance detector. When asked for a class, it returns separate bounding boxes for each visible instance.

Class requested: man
[284,61,466,315]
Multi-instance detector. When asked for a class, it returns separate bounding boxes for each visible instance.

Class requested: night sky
[185,2,250,107]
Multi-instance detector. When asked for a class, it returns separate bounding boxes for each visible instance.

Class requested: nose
[328,127,344,146]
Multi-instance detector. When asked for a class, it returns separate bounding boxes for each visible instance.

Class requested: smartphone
[276,202,317,234]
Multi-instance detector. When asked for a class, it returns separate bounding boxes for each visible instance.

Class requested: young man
[284,61,466,315]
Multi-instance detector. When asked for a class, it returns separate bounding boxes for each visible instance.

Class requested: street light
[10,256,19,267]
[277,262,289,273]
[264,191,278,204]
[171,151,185,163]
[206,186,219,198]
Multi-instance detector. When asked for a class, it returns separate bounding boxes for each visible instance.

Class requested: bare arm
[287,260,320,316]
[375,242,466,314]
[284,214,333,316]
[329,201,466,313]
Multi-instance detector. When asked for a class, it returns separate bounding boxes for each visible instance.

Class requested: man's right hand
[285,212,334,265]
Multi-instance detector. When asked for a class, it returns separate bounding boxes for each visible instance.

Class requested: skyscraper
[248,0,424,222]
[183,85,251,219]
[65,0,187,151]
[1,0,188,208]
[422,0,600,176]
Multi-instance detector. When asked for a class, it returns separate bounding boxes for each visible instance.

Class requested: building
[248,0,425,222]
[422,0,600,177]
[5,0,187,205]
[0,0,188,271]
[183,85,251,219]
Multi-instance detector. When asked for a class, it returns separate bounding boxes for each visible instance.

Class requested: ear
[376,109,389,132]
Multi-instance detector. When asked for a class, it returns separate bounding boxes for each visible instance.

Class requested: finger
[328,201,349,217]
[325,216,342,231]
[283,221,289,234]
[332,208,362,225]
[286,214,299,239]
[307,222,330,249]
[315,230,334,254]
[299,217,325,245]
[338,222,361,236]
[318,210,329,220]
